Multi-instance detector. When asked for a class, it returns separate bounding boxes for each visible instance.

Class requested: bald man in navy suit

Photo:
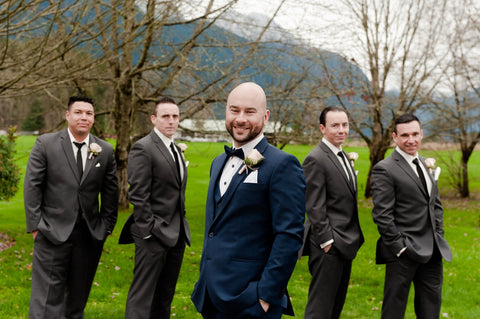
[191,82,305,318]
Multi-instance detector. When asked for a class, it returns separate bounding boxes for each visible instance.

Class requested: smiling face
[320,110,349,148]
[65,101,95,140]
[225,82,269,147]
[393,120,423,156]
[151,102,180,139]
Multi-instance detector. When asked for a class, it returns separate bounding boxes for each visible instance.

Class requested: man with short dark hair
[119,96,190,318]
[24,95,119,318]
[371,113,452,319]
[300,106,364,319]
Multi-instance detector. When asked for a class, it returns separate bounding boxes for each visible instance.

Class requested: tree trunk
[114,79,135,208]
[460,152,470,198]
[364,143,388,198]
[364,118,391,198]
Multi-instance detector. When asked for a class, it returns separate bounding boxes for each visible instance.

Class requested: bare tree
[301,0,450,197]
[51,0,290,206]
[427,0,480,197]
[0,1,108,97]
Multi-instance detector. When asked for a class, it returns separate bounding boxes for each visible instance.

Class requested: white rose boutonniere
[178,142,188,153]
[88,143,102,159]
[425,157,441,180]
[239,149,264,175]
[177,142,189,167]
[348,152,359,176]
[425,158,436,174]
[348,152,359,166]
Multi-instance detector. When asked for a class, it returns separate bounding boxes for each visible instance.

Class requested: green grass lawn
[1,136,479,318]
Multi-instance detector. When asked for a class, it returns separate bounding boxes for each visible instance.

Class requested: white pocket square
[95,163,101,168]
[244,170,258,184]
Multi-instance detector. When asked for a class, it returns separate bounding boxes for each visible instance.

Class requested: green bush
[0,127,21,201]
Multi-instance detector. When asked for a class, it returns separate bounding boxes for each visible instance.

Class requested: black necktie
[224,145,244,159]
[170,142,181,178]
[73,142,85,178]
[338,151,355,189]
[413,158,428,196]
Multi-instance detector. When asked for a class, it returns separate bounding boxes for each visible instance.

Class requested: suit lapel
[392,151,428,198]
[213,138,268,222]
[82,135,95,184]
[420,156,436,203]
[207,154,228,225]
[180,150,187,187]
[340,149,357,193]
[150,131,181,184]
[216,165,246,216]
[174,142,188,184]
[60,129,82,183]
[321,143,356,195]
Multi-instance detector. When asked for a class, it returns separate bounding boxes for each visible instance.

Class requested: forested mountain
[1,1,367,132]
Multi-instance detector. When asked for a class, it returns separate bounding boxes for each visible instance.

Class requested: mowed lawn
[1,136,479,318]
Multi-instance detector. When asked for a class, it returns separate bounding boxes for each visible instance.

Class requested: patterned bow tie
[224,145,244,159]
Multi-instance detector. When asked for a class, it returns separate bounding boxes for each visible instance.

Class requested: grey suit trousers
[29,220,104,319]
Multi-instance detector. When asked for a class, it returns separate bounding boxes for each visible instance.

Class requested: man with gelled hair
[300,106,364,319]
[371,113,452,319]
[24,96,118,318]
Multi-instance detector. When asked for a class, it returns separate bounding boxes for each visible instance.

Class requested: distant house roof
[179,119,289,133]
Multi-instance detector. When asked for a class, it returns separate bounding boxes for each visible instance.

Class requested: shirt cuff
[397,247,407,257]
[320,239,334,249]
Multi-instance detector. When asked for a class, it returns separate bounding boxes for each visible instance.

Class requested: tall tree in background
[303,0,449,197]
[0,0,108,97]
[428,0,480,197]
[59,0,289,206]
[0,0,107,199]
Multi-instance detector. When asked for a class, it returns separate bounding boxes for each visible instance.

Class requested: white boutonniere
[348,151,359,176]
[425,157,441,180]
[348,152,359,166]
[239,149,264,174]
[88,142,102,159]
[178,142,187,153]
[177,142,189,167]
[425,158,436,173]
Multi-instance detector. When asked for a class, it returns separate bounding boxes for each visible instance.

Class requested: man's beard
[226,124,262,145]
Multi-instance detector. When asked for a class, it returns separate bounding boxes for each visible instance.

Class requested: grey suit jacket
[300,142,364,260]
[371,150,452,264]
[119,130,190,247]
[24,128,119,245]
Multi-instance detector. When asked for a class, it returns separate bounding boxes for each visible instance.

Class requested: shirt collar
[67,128,89,146]
[154,127,174,148]
[322,137,342,155]
[233,134,264,158]
[395,146,418,163]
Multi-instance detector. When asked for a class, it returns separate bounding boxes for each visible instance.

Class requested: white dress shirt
[322,137,355,185]
[219,134,264,196]
[154,127,184,181]
[394,146,433,256]
[68,128,89,171]
[395,146,432,195]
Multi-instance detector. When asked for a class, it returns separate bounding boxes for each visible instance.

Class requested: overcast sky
[189,0,480,93]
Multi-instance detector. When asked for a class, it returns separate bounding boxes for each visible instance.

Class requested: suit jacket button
[208,232,214,238]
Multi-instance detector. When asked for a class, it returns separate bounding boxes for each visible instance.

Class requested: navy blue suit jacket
[191,137,305,316]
